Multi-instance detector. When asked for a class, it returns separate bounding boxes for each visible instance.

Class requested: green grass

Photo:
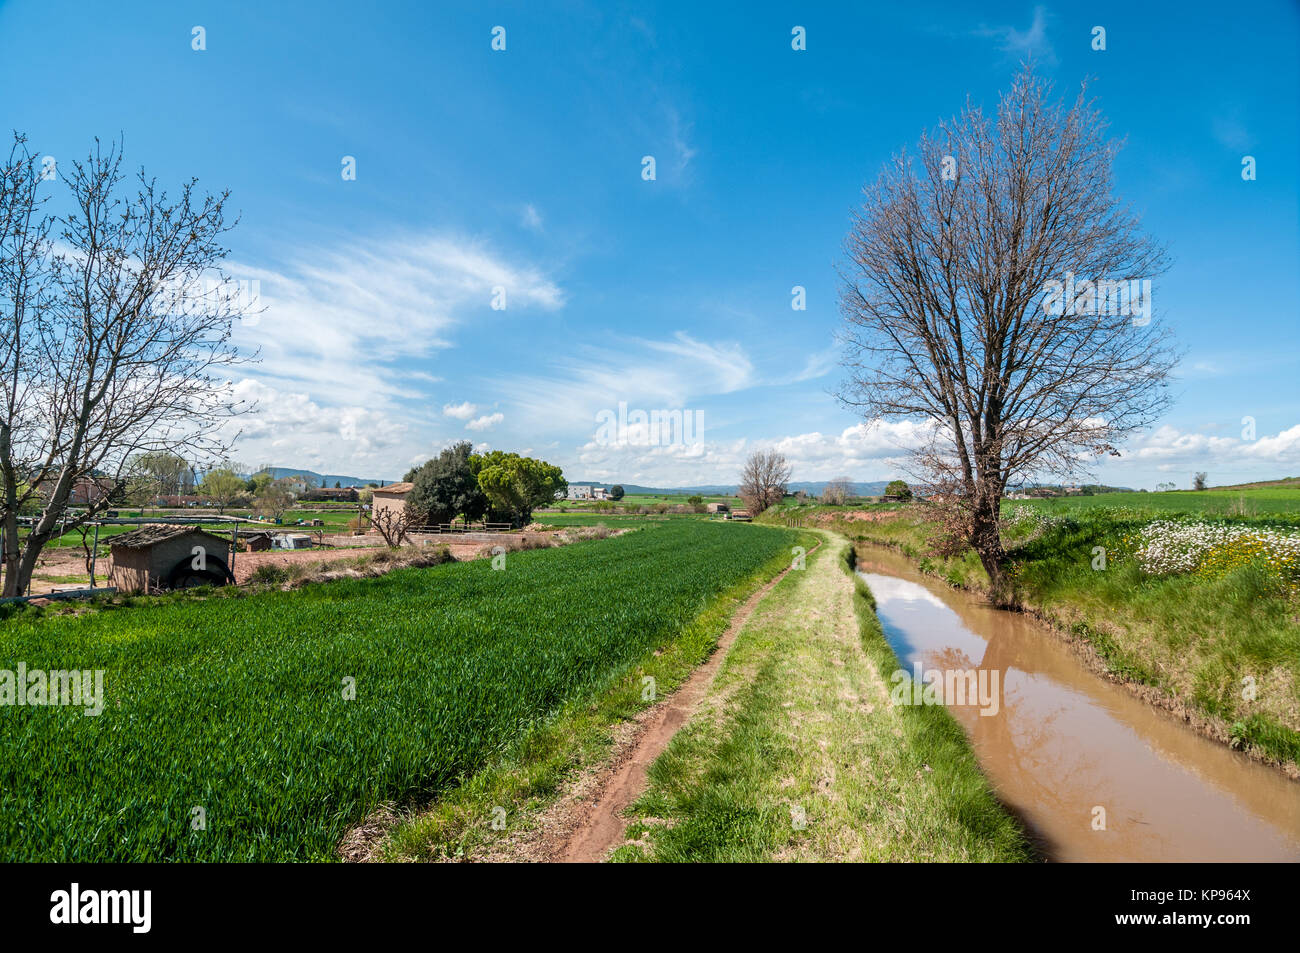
[596,493,739,506]
[0,520,800,861]
[612,533,1034,862]
[532,512,719,527]
[1007,486,1300,519]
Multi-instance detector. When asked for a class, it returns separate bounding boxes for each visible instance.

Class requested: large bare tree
[838,66,1176,602]
[739,449,793,515]
[0,135,254,596]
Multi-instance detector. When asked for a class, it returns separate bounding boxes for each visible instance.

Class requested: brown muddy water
[855,545,1300,862]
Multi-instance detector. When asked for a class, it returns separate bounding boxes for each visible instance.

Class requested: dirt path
[548,541,820,863]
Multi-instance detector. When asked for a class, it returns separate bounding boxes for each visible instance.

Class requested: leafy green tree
[199,468,249,513]
[608,485,625,501]
[405,441,487,525]
[687,495,704,505]
[885,479,912,500]
[473,451,566,525]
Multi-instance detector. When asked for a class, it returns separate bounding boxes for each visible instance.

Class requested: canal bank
[855,543,1300,862]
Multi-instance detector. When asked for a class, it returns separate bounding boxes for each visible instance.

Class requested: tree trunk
[970,493,1011,606]
[1,512,20,598]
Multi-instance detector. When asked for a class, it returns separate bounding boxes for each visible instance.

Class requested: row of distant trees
[736,450,912,514]
[111,452,341,517]
[4,447,352,522]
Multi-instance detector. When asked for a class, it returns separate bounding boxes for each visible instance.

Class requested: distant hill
[251,466,394,488]
[1212,477,1300,491]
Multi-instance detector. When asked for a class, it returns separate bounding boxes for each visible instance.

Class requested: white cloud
[669,107,698,176]
[521,204,544,231]
[465,412,505,432]
[567,419,933,486]
[228,231,563,402]
[222,378,409,475]
[217,232,563,474]
[975,5,1055,64]
[493,331,755,436]
[789,346,838,383]
[443,401,479,420]
[559,416,1300,489]
[1126,423,1300,469]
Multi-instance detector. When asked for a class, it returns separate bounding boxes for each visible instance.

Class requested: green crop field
[612,493,739,505]
[1005,487,1300,520]
[533,512,713,527]
[0,520,798,861]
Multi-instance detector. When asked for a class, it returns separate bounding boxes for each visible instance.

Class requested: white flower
[1133,520,1300,575]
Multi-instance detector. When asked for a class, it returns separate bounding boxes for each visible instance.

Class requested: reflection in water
[857,547,1300,862]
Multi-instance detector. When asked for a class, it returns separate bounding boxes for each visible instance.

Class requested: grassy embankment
[779,489,1300,769]
[610,532,1035,862]
[0,520,805,861]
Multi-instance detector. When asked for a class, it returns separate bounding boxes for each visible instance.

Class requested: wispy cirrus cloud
[520,204,544,231]
[213,232,564,476]
[973,5,1055,65]
[490,331,755,437]
[229,231,564,402]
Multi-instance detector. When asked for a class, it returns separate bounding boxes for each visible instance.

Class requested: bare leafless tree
[822,476,854,505]
[838,65,1177,602]
[369,506,413,548]
[0,135,255,596]
[739,449,793,515]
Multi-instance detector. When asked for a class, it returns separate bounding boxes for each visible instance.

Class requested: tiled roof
[108,524,230,549]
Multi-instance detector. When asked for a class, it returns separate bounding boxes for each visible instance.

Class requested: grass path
[613,531,1034,862]
[371,524,813,861]
[553,541,821,861]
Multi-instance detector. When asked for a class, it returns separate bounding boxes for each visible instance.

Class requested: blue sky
[3,0,1297,488]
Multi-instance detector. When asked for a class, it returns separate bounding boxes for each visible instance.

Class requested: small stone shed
[706,502,729,513]
[241,531,274,552]
[370,482,414,528]
[108,524,235,593]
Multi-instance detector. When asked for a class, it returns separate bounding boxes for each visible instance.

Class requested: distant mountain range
[250,466,394,488]
[567,480,895,497]
[253,470,895,496]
